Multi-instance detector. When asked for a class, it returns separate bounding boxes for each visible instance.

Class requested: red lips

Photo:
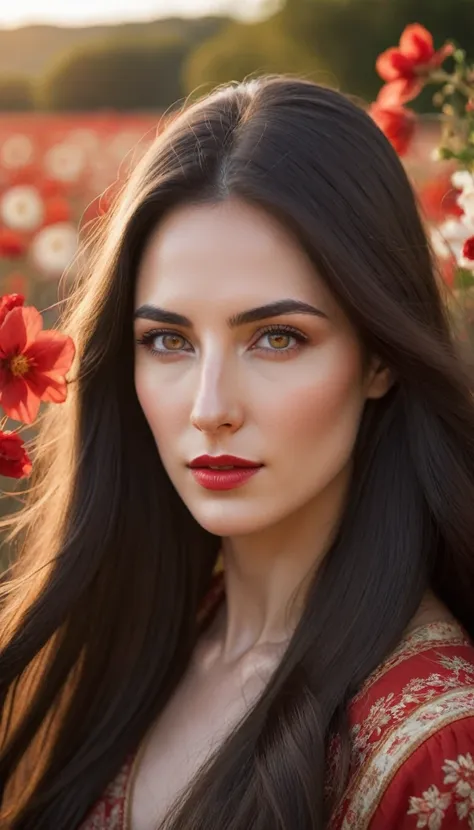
[188,454,262,468]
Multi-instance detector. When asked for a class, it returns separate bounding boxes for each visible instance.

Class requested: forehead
[134,198,337,314]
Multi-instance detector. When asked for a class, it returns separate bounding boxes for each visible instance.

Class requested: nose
[190,356,243,435]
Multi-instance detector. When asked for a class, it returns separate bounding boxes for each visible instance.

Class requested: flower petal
[376,48,414,81]
[369,103,416,156]
[0,293,25,328]
[376,77,423,107]
[431,42,454,68]
[25,371,68,404]
[0,305,43,358]
[0,431,32,478]
[25,330,75,375]
[0,376,40,424]
[399,23,434,63]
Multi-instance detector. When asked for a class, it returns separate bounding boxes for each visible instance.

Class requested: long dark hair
[1,76,473,830]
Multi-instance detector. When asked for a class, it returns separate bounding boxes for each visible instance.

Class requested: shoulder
[371,716,474,829]
[329,622,474,830]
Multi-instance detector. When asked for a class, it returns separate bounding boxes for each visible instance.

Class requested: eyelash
[135,324,309,358]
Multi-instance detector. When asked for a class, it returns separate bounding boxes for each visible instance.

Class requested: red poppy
[376,23,454,107]
[368,103,416,156]
[418,177,463,224]
[0,228,27,258]
[0,305,75,424]
[462,236,474,262]
[8,165,40,188]
[0,293,25,327]
[0,430,32,478]
[43,196,71,226]
[38,178,66,199]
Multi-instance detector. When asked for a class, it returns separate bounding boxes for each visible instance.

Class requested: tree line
[0,0,473,113]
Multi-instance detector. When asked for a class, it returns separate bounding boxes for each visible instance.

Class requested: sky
[0,0,272,28]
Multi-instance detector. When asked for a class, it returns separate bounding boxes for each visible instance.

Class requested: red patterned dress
[79,571,474,830]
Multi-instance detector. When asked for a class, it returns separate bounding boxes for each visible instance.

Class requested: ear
[365,357,396,401]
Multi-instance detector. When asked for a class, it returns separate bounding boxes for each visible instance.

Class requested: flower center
[9,354,30,377]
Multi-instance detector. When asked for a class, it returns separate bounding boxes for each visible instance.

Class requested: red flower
[0,430,32,478]
[38,178,66,199]
[43,196,71,226]
[0,228,27,258]
[376,23,454,107]
[369,103,416,156]
[0,293,25,327]
[418,177,464,224]
[0,305,75,424]
[462,236,474,262]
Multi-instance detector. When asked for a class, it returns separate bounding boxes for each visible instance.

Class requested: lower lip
[189,467,262,490]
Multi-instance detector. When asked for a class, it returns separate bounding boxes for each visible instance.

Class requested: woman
[0,76,473,830]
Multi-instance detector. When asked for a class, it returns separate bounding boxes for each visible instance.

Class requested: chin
[187,502,275,538]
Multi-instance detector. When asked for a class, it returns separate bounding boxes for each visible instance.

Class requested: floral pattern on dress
[443,753,474,822]
[407,753,474,828]
[328,623,474,830]
[350,653,474,768]
[350,623,471,707]
[337,690,474,829]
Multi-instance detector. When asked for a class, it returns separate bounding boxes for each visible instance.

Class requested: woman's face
[134,198,391,537]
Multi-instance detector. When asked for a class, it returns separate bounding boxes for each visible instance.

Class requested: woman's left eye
[136,325,308,356]
[252,325,308,353]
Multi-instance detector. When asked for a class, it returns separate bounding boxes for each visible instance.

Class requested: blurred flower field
[0,112,162,556]
[0,112,162,323]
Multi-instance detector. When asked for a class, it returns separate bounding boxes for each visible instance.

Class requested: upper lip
[188,454,263,468]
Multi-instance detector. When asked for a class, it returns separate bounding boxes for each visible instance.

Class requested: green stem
[429,69,474,100]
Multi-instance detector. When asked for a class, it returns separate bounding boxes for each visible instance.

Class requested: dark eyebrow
[133,299,328,327]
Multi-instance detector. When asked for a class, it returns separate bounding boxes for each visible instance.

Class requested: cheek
[134,364,182,443]
[262,344,366,464]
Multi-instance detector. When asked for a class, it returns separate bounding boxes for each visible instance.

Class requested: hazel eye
[261,332,293,350]
[252,325,308,354]
[160,334,186,351]
[135,329,192,355]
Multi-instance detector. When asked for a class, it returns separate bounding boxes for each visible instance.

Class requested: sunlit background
[0,0,269,27]
[0,0,472,559]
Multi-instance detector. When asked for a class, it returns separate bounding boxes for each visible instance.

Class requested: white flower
[451,170,474,221]
[68,129,100,153]
[0,185,44,231]
[109,131,145,164]
[451,170,474,192]
[434,218,474,268]
[0,134,34,169]
[30,222,78,277]
[443,752,474,790]
[434,219,471,260]
[43,142,86,183]
[431,227,453,259]
[458,189,474,221]
[407,785,451,829]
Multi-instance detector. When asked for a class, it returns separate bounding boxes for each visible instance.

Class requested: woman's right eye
[136,329,191,355]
